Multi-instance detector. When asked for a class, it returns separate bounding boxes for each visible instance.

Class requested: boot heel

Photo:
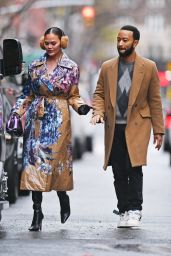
[28,210,44,232]
[39,221,42,231]
[60,194,70,223]
[57,191,71,224]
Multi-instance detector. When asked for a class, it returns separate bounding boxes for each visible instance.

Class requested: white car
[71,84,93,160]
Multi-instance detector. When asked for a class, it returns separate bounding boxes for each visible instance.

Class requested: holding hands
[78,104,92,115]
[90,114,104,125]
[77,104,104,125]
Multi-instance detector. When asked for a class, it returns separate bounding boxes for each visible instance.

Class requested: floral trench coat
[12,53,84,192]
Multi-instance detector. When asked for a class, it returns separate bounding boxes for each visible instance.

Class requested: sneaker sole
[127,222,140,228]
[117,225,129,228]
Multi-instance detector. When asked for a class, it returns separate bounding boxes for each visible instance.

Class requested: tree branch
[0,0,36,38]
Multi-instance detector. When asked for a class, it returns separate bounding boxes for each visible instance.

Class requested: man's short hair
[120,25,140,40]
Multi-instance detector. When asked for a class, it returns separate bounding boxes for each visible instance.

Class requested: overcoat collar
[108,54,145,108]
[29,52,77,93]
[108,57,118,108]
[31,52,75,69]
[128,54,145,107]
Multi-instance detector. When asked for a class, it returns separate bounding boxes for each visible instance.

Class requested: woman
[9,27,91,231]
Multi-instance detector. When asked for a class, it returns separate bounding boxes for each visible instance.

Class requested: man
[91,25,164,228]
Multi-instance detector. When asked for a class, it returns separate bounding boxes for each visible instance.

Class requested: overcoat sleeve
[148,63,164,134]
[68,66,85,111]
[11,69,34,117]
[92,65,105,118]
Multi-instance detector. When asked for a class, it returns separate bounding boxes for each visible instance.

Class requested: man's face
[117,30,138,57]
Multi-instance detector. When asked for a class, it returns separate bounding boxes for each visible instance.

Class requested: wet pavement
[0,127,171,256]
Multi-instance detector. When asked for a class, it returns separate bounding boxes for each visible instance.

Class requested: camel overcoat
[92,54,164,170]
[12,53,84,191]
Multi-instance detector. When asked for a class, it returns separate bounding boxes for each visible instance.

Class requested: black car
[1,79,26,203]
[0,39,24,220]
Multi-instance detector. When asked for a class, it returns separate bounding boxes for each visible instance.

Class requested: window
[119,0,135,8]
[145,14,164,31]
[146,0,165,8]
[115,16,134,26]
[148,45,163,59]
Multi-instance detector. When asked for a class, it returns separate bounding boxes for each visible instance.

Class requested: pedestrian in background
[91,25,164,228]
[8,27,91,231]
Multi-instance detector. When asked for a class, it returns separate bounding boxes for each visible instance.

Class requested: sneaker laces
[128,210,142,220]
[120,212,127,221]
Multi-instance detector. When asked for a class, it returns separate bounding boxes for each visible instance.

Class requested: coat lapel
[32,53,74,93]
[127,55,145,122]
[108,58,119,108]
[128,55,145,106]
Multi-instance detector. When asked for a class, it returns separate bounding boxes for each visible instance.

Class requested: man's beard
[117,45,134,57]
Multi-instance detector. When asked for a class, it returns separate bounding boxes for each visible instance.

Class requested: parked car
[2,81,27,203]
[0,39,23,220]
[163,110,171,166]
[163,109,171,152]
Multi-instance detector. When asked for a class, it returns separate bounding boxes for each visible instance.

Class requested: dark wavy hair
[120,25,140,40]
[44,27,65,39]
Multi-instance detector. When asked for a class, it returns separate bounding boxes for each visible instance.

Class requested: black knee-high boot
[57,191,70,224]
[28,191,44,231]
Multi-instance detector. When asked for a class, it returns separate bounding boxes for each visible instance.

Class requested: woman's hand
[78,105,92,115]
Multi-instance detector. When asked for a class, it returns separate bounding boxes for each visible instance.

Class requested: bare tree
[0,0,36,38]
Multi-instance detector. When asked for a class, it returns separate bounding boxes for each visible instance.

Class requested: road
[0,126,171,256]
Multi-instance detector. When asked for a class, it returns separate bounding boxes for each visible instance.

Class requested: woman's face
[44,33,61,58]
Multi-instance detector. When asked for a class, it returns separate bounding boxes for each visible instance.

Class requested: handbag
[6,113,23,137]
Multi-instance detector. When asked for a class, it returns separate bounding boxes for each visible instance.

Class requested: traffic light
[81,6,95,28]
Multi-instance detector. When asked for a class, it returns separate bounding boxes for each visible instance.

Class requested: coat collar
[108,58,119,108]
[31,52,76,69]
[108,54,145,108]
[128,54,145,106]
[29,52,78,94]
[127,54,145,122]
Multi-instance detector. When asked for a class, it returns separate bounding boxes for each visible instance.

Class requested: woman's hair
[40,27,69,50]
[44,27,65,39]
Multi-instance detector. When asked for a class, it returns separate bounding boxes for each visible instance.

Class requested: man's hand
[90,115,104,125]
[153,134,163,150]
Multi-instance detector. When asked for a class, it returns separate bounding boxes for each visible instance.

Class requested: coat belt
[35,95,67,118]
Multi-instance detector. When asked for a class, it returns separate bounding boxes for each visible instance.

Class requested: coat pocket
[139,107,151,118]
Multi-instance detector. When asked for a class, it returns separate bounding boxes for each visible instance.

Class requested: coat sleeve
[148,63,164,134]
[68,66,85,112]
[11,69,34,117]
[92,65,105,118]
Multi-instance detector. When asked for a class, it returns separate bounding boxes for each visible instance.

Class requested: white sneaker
[117,212,128,228]
[127,210,142,228]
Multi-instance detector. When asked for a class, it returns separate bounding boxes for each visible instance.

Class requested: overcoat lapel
[128,55,145,106]
[127,55,145,122]
[108,58,119,108]
[32,53,74,93]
